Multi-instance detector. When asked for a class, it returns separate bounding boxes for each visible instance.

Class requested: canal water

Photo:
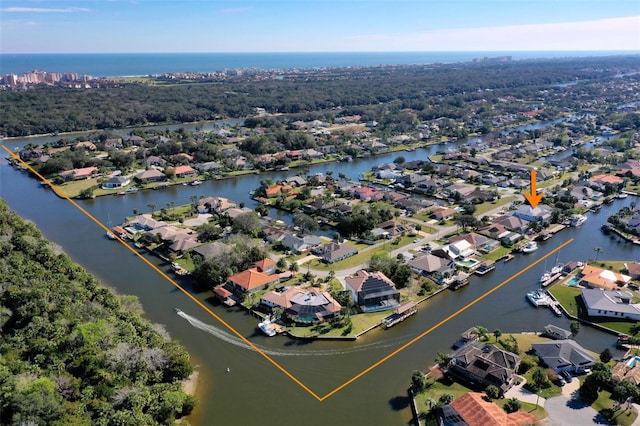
[1,130,638,425]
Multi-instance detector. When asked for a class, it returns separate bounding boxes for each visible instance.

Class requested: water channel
[1,122,638,425]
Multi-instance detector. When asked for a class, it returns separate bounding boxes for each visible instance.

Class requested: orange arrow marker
[524,169,543,208]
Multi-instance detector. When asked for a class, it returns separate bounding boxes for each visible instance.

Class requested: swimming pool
[566,276,580,286]
[627,356,640,368]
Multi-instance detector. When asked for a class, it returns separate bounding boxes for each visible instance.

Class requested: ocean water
[0,51,635,77]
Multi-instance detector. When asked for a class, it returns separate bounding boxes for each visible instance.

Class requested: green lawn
[592,390,638,426]
[548,285,581,317]
[286,310,390,338]
[480,246,511,262]
[522,369,562,399]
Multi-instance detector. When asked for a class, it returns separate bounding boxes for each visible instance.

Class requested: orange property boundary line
[3,145,573,402]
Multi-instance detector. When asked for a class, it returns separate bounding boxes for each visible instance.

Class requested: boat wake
[176,310,410,357]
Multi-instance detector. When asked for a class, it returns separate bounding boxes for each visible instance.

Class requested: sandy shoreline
[182,368,199,396]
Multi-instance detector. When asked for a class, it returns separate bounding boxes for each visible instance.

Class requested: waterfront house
[581,288,640,321]
[192,241,231,261]
[195,161,224,173]
[440,392,538,426]
[226,259,279,296]
[408,254,455,282]
[578,265,632,291]
[265,184,293,197]
[344,270,400,312]
[168,236,200,254]
[59,166,99,181]
[570,185,602,201]
[260,286,341,324]
[102,175,131,189]
[513,205,552,223]
[449,342,521,394]
[449,232,500,254]
[531,340,596,374]
[197,197,237,215]
[135,169,167,183]
[174,165,197,178]
[492,215,529,234]
[317,242,358,264]
[127,214,166,231]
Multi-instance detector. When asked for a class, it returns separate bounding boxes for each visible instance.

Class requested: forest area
[2,55,639,137]
[0,200,196,425]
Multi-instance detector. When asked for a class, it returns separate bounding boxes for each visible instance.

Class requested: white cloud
[345,16,640,51]
[1,7,90,13]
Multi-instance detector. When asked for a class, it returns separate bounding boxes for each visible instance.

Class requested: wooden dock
[381,302,418,329]
[541,273,562,287]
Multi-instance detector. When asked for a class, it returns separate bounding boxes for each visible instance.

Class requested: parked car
[560,370,573,383]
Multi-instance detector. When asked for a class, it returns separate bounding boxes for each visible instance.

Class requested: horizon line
[3,49,640,55]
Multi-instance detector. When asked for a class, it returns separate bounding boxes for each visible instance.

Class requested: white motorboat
[527,289,550,307]
[258,316,277,337]
[522,241,538,253]
[570,214,587,227]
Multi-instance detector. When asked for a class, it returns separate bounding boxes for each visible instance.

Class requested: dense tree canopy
[0,199,196,425]
[2,55,638,137]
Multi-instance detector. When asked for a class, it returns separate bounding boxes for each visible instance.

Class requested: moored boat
[258,316,277,337]
[570,214,587,227]
[526,289,550,307]
[522,241,538,253]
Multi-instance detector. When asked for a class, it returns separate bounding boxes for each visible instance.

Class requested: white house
[581,289,640,321]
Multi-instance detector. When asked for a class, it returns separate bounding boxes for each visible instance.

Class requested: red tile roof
[228,268,279,292]
[450,392,538,426]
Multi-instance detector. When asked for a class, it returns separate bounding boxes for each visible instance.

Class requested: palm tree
[493,329,502,342]
[472,325,489,342]
[147,202,156,213]
[531,367,548,409]
[594,247,603,262]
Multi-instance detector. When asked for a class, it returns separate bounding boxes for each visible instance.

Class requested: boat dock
[381,302,417,329]
[548,301,562,317]
[541,272,562,287]
[474,260,496,276]
[499,254,515,263]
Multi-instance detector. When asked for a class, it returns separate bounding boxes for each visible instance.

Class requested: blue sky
[1,0,639,53]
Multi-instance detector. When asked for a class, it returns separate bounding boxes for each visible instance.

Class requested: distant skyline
[1,0,639,54]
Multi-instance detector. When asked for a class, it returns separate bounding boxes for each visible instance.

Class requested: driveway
[544,395,609,426]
